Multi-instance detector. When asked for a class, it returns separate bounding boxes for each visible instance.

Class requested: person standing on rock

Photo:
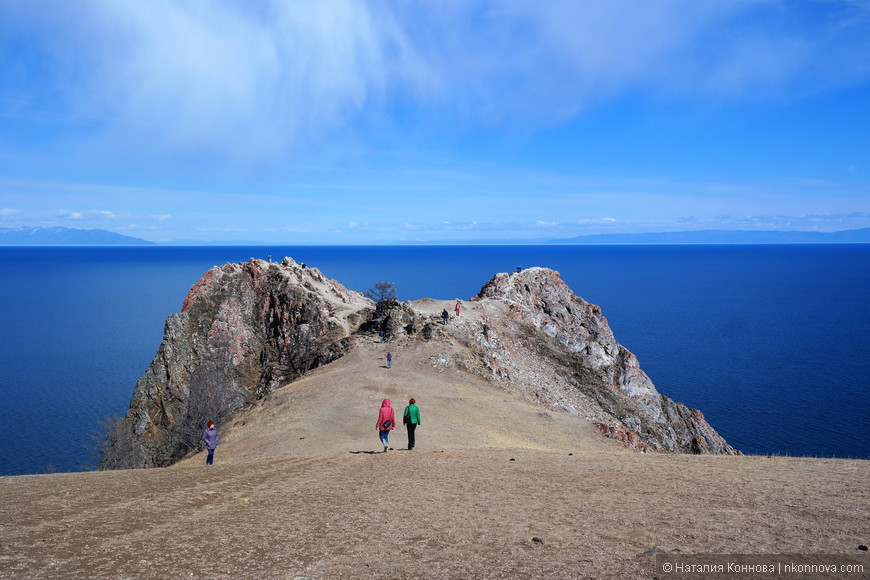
[441,309,449,325]
[403,398,421,450]
[455,301,461,317]
[202,421,219,465]
[377,399,396,452]
[386,352,392,369]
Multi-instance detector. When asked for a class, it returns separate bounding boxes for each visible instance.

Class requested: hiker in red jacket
[376,398,396,452]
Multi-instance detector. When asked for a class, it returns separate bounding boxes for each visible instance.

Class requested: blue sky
[1,1,869,243]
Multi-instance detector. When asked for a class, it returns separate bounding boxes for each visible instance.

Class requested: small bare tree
[364,281,398,303]
[93,414,140,470]
[179,363,243,457]
[82,415,119,470]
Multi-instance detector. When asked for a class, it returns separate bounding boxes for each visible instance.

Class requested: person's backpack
[383,420,392,429]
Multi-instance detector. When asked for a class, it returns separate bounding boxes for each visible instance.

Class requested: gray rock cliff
[466,268,736,454]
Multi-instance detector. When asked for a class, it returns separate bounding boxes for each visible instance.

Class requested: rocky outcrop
[465,268,737,454]
[102,258,373,468]
[360,298,419,338]
[105,261,736,469]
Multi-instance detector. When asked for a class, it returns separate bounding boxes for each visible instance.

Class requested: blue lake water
[1,245,868,475]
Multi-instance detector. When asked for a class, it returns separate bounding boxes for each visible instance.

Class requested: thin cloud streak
[3,165,869,241]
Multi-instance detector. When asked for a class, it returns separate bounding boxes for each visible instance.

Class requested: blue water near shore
[0,245,868,475]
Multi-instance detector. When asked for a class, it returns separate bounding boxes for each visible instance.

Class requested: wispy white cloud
[56,209,85,220]
[3,1,868,164]
[0,208,23,217]
[678,211,870,231]
[55,208,143,221]
[72,1,424,162]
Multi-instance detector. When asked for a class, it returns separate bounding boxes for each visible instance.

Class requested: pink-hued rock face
[103,258,374,468]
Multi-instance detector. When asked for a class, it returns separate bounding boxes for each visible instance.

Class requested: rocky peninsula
[103,258,735,469]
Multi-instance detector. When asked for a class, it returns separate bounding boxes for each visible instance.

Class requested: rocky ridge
[104,259,736,468]
[465,268,734,454]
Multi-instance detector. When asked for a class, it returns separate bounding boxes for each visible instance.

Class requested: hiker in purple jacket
[202,421,219,465]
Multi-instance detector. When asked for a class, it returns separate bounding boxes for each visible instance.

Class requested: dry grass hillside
[1,299,868,579]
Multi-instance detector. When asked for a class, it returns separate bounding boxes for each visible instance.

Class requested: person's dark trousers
[407,423,417,450]
[206,449,215,465]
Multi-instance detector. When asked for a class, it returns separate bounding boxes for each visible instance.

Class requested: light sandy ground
[1,302,868,579]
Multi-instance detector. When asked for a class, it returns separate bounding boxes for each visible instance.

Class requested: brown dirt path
[204,310,618,465]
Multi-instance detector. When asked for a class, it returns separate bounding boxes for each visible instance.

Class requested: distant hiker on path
[455,301,461,316]
[379,330,385,343]
[376,399,396,452]
[441,309,449,325]
[403,398,421,450]
[386,352,392,369]
[202,421,219,466]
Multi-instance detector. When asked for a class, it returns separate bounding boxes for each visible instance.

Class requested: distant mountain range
[400,227,870,245]
[556,227,870,244]
[0,227,155,246]
[2,226,870,246]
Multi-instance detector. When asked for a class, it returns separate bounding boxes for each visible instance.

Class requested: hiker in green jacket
[403,398,421,450]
